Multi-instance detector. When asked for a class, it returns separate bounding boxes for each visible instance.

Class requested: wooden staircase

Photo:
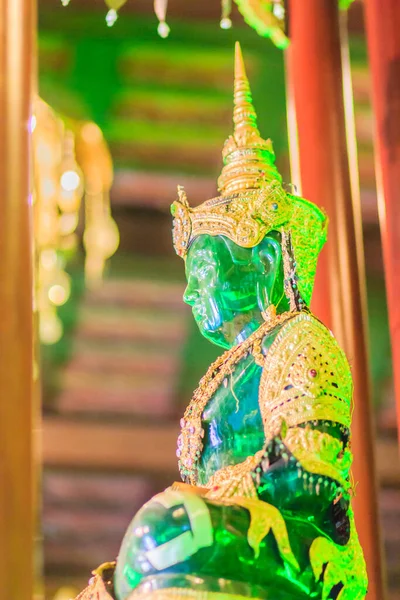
[55,280,187,418]
[42,267,187,594]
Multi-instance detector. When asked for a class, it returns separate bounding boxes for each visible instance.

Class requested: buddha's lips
[192,302,205,321]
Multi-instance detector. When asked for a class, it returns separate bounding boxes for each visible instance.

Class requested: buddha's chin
[196,319,231,349]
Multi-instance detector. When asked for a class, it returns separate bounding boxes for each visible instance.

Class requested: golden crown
[171,42,327,306]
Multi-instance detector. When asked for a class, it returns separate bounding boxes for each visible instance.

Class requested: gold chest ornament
[177,309,295,484]
[178,312,353,491]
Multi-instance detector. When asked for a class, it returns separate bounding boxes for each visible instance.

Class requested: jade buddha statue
[75,43,367,600]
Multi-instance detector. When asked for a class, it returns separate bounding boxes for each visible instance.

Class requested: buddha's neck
[231,301,290,347]
[234,319,261,345]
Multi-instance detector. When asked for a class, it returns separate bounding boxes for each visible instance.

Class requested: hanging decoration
[104,0,127,27]
[33,98,119,345]
[233,0,287,48]
[60,0,354,48]
[154,0,170,38]
[33,99,75,345]
[76,122,120,285]
[220,0,233,30]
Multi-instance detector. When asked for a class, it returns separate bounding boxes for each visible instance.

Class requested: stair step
[44,469,156,510]
[71,336,181,357]
[44,506,132,542]
[85,278,186,310]
[60,368,177,393]
[42,417,180,474]
[56,384,176,417]
[111,169,216,210]
[75,308,187,344]
[44,538,121,572]
[62,349,180,377]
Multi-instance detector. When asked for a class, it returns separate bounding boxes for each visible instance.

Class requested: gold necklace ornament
[177,309,296,484]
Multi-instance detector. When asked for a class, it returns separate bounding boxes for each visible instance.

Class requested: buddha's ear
[252,235,282,312]
[252,235,282,277]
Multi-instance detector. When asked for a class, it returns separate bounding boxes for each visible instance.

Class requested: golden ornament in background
[33,98,119,344]
[76,122,120,286]
[53,587,80,600]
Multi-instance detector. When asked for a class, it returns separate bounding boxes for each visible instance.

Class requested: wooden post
[364,0,400,439]
[0,0,36,599]
[285,2,385,598]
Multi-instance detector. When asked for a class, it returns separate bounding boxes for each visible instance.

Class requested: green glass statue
[75,43,367,600]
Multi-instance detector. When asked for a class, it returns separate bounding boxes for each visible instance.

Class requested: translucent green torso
[198,354,263,485]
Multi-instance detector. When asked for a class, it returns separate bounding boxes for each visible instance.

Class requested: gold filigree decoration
[172,181,292,257]
[309,512,367,600]
[219,496,299,571]
[74,563,116,600]
[259,313,353,440]
[177,311,296,485]
[281,228,297,311]
[289,195,328,306]
[205,451,264,500]
[171,43,327,306]
[283,426,352,491]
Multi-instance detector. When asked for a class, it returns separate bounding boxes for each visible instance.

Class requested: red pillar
[286,2,385,598]
[364,0,400,440]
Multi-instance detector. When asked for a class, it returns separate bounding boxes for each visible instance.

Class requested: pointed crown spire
[232,40,259,137]
[218,42,281,195]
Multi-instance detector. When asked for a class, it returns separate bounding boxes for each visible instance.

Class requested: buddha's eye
[198,264,215,279]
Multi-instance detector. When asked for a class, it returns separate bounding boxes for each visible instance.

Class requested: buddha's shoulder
[258,311,353,437]
[260,311,351,380]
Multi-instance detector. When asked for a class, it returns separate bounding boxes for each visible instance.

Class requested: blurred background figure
[35,1,398,598]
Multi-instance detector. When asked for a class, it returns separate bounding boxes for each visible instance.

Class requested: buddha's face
[183,234,285,349]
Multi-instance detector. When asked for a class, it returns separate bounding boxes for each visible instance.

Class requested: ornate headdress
[171,42,327,306]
